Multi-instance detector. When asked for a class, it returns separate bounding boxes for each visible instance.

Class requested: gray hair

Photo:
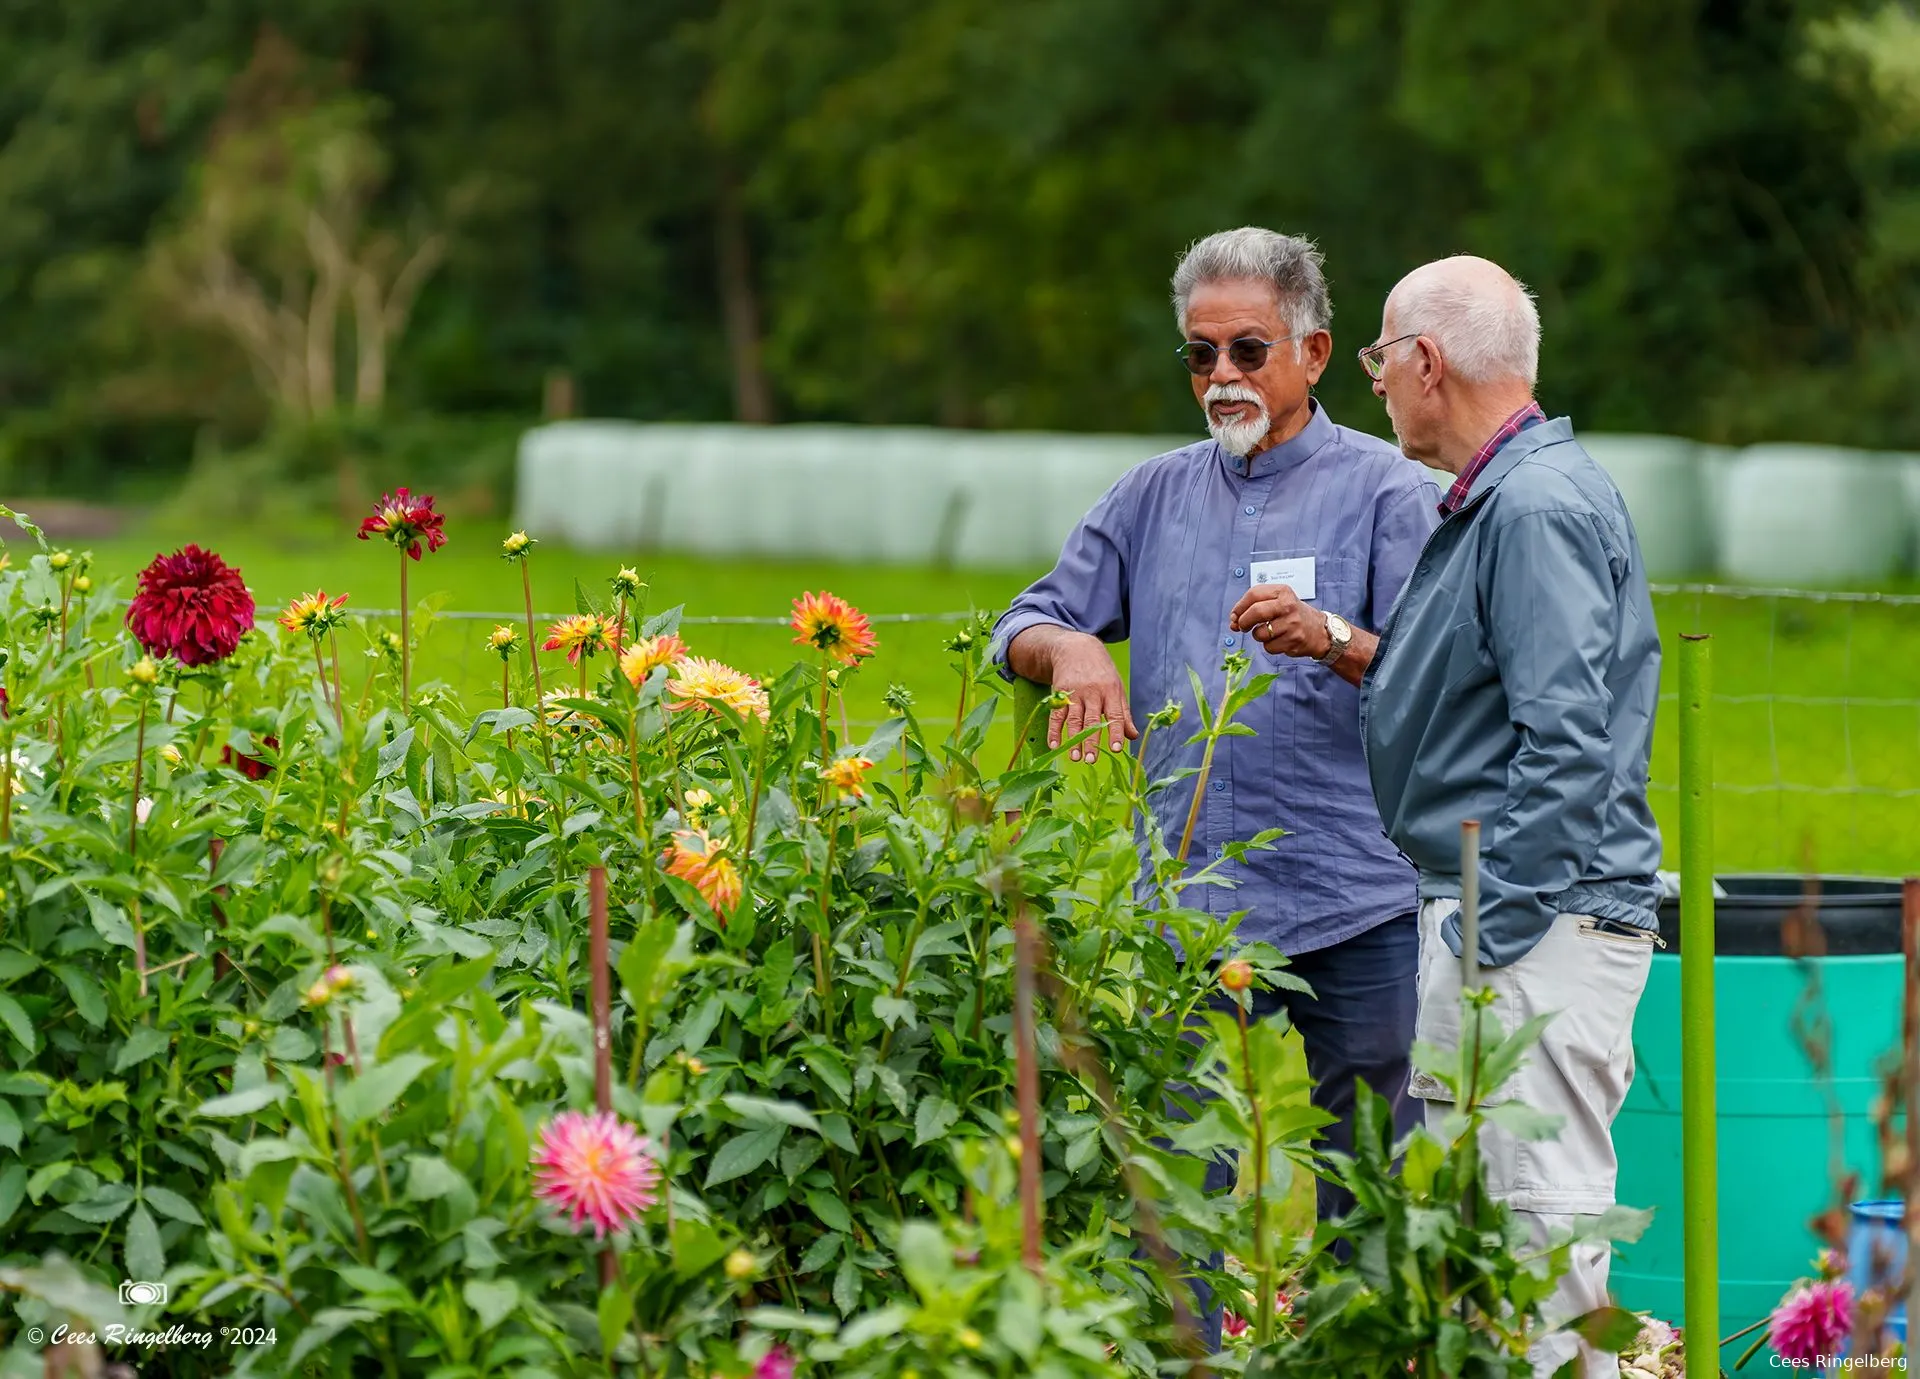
[1170,227,1332,340]
[1388,264,1541,386]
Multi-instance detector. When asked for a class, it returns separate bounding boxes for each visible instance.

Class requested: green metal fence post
[1679,633,1720,1370]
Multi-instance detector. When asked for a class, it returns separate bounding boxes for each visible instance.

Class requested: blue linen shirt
[991,403,1440,954]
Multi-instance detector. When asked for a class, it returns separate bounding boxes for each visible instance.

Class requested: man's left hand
[1230,584,1331,660]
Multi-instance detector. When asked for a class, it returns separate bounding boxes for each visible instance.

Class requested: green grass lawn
[62,518,1920,878]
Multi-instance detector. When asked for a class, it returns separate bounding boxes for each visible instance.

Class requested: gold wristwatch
[1316,612,1353,667]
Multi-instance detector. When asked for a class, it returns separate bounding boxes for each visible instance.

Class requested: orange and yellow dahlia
[619,633,690,688]
[278,590,350,640]
[790,590,878,665]
[663,829,742,916]
[542,613,619,665]
[667,657,769,721]
[821,755,876,798]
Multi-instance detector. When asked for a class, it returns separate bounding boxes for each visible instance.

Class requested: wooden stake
[1012,900,1044,1275]
[590,864,616,1291]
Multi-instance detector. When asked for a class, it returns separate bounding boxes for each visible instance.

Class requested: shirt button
[1232,565,1245,578]
[1223,635,1237,648]
[1243,505,1257,516]
[1212,780,1226,791]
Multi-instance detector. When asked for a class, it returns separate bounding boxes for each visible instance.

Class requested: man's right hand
[1041,635,1138,763]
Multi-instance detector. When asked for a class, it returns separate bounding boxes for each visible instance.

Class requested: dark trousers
[1191,912,1420,1347]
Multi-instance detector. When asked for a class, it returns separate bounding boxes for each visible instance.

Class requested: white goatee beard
[1203,383,1271,457]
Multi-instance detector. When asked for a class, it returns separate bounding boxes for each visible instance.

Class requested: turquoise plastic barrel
[1612,877,1906,1339]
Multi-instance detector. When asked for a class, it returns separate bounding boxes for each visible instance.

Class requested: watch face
[1327,614,1350,640]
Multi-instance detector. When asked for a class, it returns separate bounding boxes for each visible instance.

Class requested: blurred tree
[146,30,450,421]
[0,0,1908,494]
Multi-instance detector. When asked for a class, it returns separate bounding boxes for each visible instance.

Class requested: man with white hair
[991,228,1438,1279]
[1243,254,1661,1375]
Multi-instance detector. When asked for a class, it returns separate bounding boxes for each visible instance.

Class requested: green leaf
[894,1220,952,1297]
[141,1186,203,1227]
[1483,1101,1565,1141]
[195,1084,288,1117]
[912,1096,960,1148]
[113,1027,172,1074]
[871,995,916,1030]
[125,1203,164,1282]
[84,892,136,950]
[463,1278,518,1333]
[336,1054,436,1125]
[0,994,38,1054]
[832,1253,861,1316]
[798,1231,843,1274]
[995,1273,1043,1359]
[804,1190,852,1234]
[817,1114,857,1153]
[704,1125,786,1188]
[65,1188,136,1224]
[1567,1305,1645,1354]
[404,1156,470,1202]
[670,1219,732,1280]
[722,1095,820,1133]
[742,1306,838,1337]
[25,1161,72,1204]
[285,1309,379,1369]
[0,1163,26,1227]
[0,948,40,983]
[597,1282,633,1359]
[0,1099,20,1152]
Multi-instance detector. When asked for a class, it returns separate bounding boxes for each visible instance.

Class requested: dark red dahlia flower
[220,735,279,781]
[357,488,447,561]
[126,545,256,667]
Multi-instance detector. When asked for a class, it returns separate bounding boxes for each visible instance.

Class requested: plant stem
[398,554,411,706]
[1239,999,1274,1343]
[312,638,329,713]
[1175,733,1220,865]
[812,809,836,1025]
[329,633,345,731]
[129,700,147,862]
[520,564,552,773]
[589,865,617,1291]
[1012,900,1044,1275]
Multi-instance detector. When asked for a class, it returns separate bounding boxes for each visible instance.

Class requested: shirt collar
[1218,399,1336,481]
[1439,401,1546,515]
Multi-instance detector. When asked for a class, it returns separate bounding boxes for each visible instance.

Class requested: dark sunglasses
[1175,334,1298,377]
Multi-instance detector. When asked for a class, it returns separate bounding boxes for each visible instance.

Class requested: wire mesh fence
[294,583,1920,877]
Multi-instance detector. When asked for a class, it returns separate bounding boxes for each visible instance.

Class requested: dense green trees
[0,0,1913,494]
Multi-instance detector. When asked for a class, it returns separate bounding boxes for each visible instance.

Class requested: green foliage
[0,539,1302,1374]
[1244,988,1651,1377]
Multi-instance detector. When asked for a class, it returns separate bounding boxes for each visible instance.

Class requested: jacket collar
[1217,399,1336,481]
[1459,416,1575,509]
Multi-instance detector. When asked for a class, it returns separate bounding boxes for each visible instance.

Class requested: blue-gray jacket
[1359,416,1662,967]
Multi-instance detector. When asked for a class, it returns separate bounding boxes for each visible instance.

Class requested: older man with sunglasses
[991,228,1438,1256]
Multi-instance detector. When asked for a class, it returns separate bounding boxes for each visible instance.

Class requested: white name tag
[1249,555,1316,602]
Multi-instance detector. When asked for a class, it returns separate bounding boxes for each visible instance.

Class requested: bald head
[1385,256,1540,387]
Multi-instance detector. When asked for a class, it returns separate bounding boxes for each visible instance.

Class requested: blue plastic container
[1849,1200,1909,1345]
[1612,877,1907,1342]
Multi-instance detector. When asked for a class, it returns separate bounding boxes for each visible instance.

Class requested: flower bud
[501,530,535,559]
[957,1328,983,1351]
[128,657,159,686]
[48,551,71,571]
[725,1249,758,1281]
[1218,959,1255,993]
[72,576,91,593]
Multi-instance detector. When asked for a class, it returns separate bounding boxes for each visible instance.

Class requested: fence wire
[236,582,1918,873]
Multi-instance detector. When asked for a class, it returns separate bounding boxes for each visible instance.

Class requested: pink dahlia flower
[754,1344,796,1379]
[531,1110,660,1240]
[1768,1279,1852,1363]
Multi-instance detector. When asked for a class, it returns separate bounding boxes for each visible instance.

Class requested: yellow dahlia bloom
[667,657,769,721]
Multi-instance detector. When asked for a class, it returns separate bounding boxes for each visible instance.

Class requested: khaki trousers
[1413,899,1653,1378]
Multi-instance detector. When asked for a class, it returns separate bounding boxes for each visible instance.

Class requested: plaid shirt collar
[1439,401,1546,515]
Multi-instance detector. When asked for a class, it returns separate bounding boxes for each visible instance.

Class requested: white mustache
[1204,383,1263,409]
